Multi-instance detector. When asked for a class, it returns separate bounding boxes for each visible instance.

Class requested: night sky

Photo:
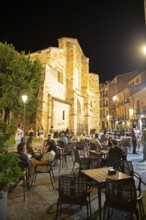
[0,0,145,83]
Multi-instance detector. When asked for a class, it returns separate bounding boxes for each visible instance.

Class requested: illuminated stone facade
[30,38,100,136]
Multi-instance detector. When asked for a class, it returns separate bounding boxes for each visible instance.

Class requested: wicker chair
[55,147,68,173]
[56,175,92,219]
[71,148,85,174]
[103,178,140,220]
[64,142,74,162]
[102,152,123,170]
[119,160,145,219]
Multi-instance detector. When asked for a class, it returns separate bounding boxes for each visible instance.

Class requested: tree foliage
[0,119,23,198]
[0,42,42,122]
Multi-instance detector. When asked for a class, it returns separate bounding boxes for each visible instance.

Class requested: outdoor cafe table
[89,149,108,158]
[81,167,132,220]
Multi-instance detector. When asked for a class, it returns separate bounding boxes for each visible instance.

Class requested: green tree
[0,119,23,199]
[0,42,42,123]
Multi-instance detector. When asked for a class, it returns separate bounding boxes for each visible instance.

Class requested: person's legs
[132,140,137,154]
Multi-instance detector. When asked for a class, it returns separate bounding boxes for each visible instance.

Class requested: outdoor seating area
[7,138,146,220]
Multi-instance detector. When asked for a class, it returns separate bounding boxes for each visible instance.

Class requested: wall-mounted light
[113,96,117,101]
[129,108,134,116]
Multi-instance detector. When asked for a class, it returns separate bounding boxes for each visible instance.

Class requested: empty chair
[120,138,131,155]
[64,142,74,162]
[78,157,93,177]
[56,175,92,219]
[55,147,68,173]
[71,148,85,174]
[103,178,140,220]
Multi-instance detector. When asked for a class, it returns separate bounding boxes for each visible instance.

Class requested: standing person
[37,126,45,147]
[135,127,141,152]
[21,126,25,143]
[28,126,34,139]
[26,126,34,154]
[15,124,23,145]
[139,126,146,162]
[131,128,137,154]
[49,126,54,138]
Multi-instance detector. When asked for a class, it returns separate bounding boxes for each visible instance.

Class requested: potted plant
[0,119,23,219]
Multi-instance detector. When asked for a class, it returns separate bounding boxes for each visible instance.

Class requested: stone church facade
[30,37,100,136]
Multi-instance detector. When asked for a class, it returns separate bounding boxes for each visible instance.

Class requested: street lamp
[22,95,28,130]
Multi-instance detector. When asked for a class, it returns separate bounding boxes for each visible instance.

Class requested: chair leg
[138,200,145,219]
[56,200,60,220]
[71,162,75,174]
[86,204,89,219]
[49,172,55,190]
[29,172,36,190]
[22,176,26,201]
[50,167,55,183]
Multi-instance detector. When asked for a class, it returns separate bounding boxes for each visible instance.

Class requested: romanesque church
[30,37,100,136]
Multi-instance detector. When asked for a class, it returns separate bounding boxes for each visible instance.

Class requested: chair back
[64,143,74,153]
[106,152,123,170]
[119,160,142,193]
[73,148,81,163]
[76,141,84,150]
[79,158,93,174]
[120,160,134,176]
[58,175,88,203]
[105,178,137,211]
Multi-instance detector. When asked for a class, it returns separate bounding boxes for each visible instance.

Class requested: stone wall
[30,37,100,136]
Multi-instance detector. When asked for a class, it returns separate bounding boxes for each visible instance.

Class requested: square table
[81,167,132,220]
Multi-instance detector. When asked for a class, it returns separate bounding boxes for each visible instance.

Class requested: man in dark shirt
[44,134,58,155]
[102,139,123,168]
[108,139,123,156]
[17,142,30,169]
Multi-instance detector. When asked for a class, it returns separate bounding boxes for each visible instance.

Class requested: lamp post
[22,95,28,131]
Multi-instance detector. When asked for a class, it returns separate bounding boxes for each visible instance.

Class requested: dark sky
[0,0,146,83]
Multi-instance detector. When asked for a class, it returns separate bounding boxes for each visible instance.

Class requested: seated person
[107,136,113,149]
[30,143,56,173]
[101,139,123,168]
[44,134,58,155]
[59,133,69,145]
[89,138,102,150]
[17,142,30,169]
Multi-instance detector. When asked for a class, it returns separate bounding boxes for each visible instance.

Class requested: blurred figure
[131,128,137,154]
[60,133,68,145]
[135,127,141,152]
[44,134,58,155]
[37,126,45,147]
[15,124,23,145]
[21,126,25,143]
[49,126,54,138]
[107,136,113,149]
[139,126,146,162]
[28,126,34,138]
[17,142,30,169]
[30,143,56,173]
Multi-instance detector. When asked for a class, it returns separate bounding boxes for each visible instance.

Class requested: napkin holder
[108,168,116,175]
